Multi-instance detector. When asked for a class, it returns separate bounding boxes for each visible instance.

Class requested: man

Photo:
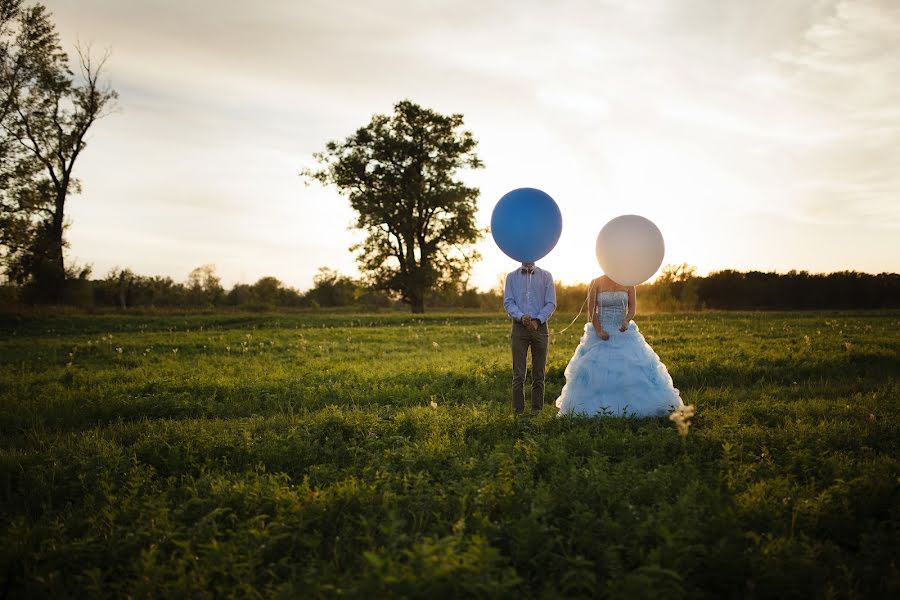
[503,260,557,415]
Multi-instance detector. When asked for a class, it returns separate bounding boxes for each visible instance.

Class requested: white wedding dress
[555,291,684,417]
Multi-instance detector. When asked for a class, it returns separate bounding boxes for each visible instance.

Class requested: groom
[503,261,557,415]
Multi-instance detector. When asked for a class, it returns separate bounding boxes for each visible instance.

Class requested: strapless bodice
[596,291,628,329]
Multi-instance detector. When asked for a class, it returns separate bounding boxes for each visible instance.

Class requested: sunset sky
[46,0,899,291]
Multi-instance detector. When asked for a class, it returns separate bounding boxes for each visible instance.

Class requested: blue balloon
[490,188,562,263]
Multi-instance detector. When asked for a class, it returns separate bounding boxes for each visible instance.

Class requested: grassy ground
[1,310,897,598]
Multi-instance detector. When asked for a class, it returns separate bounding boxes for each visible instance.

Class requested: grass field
[1,310,897,598]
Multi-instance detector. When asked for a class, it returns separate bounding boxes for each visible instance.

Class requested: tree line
[0,264,499,311]
[1,262,896,312]
[635,265,899,311]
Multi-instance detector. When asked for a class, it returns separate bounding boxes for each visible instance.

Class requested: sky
[43,0,900,291]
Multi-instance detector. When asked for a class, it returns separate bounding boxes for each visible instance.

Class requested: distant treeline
[635,266,899,311]
[0,265,500,311]
[537,265,900,312]
[686,269,899,310]
[0,264,897,312]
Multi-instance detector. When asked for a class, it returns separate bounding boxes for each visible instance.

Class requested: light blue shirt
[503,265,556,324]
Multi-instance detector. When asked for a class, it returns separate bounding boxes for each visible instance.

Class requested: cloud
[770,0,900,226]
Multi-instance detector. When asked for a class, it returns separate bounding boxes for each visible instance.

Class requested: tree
[0,0,116,300]
[186,264,224,306]
[0,0,52,280]
[304,267,360,307]
[303,100,484,313]
[225,276,304,309]
[639,263,700,311]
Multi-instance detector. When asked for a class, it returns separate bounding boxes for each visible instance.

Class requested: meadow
[0,310,897,598]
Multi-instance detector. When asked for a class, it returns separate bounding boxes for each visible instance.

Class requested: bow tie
[521,267,534,274]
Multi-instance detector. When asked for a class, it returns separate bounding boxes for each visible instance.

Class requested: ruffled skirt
[555,322,683,417]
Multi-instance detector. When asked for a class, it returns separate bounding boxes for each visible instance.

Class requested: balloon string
[552,282,592,335]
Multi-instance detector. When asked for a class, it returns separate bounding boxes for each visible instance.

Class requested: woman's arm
[620,286,637,331]
[587,279,596,323]
[589,278,609,339]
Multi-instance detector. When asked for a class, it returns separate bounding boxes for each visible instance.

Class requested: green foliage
[629,266,900,313]
[637,263,700,312]
[697,270,900,310]
[303,267,365,308]
[303,100,484,313]
[0,311,897,597]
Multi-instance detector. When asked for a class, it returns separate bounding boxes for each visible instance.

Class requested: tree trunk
[409,288,425,313]
[48,188,67,302]
[117,271,128,310]
[411,246,429,314]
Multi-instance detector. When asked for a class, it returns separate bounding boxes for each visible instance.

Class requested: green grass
[1,310,897,598]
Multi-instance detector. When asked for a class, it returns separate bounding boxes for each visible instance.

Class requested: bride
[555,275,684,417]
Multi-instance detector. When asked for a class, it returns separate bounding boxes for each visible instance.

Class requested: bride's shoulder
[596,276,620,291]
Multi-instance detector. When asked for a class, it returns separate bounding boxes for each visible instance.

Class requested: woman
[555,275,684,417]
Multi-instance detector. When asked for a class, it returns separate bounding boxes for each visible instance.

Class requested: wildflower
[429,399,438,408]
[432,341,439,348]
[116,347,123,354]
[669,404,696,437]
[172,348,178,355]
[475,333,481,342]
[226,346,231,352]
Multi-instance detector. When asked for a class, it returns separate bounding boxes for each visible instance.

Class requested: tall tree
[0,0,47,278]
[303,100,484,313]
[0,1,116,300]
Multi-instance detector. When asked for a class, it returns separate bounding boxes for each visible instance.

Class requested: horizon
[77,263,899,296]
[40,0,900,292]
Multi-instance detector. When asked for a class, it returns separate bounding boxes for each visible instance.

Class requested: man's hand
[529,318,540,331]
[521,315,532,329]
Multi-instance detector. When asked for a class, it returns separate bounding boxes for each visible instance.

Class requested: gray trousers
[511,320,549,413]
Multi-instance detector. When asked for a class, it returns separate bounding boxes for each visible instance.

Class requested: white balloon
[595,215,665,286]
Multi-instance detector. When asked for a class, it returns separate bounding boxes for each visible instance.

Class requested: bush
[0,284,20,310]
[62,278,94,308]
